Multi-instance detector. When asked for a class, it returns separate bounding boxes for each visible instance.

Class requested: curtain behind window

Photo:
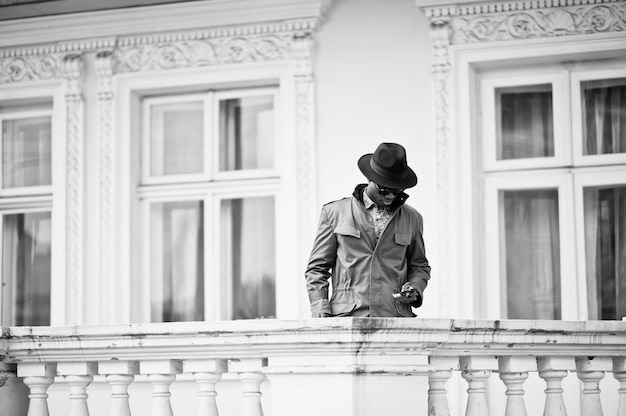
[584,186,626,320]
[497,85,554,160]
[582,79,626,155]
[502,190,562,319]
[1,212,51,326]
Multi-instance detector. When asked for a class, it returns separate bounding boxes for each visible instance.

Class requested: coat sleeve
[407,211,431,308]
[305,206,336,315]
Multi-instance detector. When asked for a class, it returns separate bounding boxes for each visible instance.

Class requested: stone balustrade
[1,318,625,416]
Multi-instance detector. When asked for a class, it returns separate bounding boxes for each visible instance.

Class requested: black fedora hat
[358,142,417,189]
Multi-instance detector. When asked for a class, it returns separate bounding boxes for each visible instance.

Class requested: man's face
[366,181,403,207]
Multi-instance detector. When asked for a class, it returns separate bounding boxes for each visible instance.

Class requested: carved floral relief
[114,33,291,73]
[0,54,60,84]
[454,3,626,43]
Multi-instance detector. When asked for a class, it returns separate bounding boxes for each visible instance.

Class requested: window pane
[219,95,275,171]
[150,101,204,176]
[150,200,204,322]
[581,78,626,155]
[496,85,554,160]
[2,212,51,326]
[501,190,561,319]
[220,196,276,319]
[583,185,626,320]
[2,116,52,188]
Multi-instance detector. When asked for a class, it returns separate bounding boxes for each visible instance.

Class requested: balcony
[1,318,625,416]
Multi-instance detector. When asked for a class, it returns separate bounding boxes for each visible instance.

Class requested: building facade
[0,0,625,415]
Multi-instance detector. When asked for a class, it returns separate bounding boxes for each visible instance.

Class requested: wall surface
[314,0,439,317]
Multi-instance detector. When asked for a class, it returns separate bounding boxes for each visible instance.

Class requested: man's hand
[393,282,419,304]
[310,298,331,317]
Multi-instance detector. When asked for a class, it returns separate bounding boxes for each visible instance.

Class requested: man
[305,142,431,317]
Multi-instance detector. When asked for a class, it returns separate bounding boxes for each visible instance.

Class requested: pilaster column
[290,29,317,292]
[94,47,116,324]
[62,52,85,326]
[426,15,454,317]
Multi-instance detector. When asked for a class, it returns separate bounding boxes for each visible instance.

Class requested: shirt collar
[362,188,377,210]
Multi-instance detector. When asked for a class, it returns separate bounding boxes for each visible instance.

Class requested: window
[0,109,53,326]
[136,88,279,322]
[482,63,626,320]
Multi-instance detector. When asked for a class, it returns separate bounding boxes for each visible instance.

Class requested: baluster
[498,356,536,416]
[460,356,498,416]
[18,362,57,416]
[429,370,452,416]
[184,359,228,416]
[428,356,458,416]
[99,360,139,416]
[141,360,182,416]
[538,357,575,416]
[576,357,611,416]
[230,358,268,416]
[58,362,98,416]
[614,357,626,416]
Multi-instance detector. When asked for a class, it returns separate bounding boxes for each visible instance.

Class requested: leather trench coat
[305,184,431,317]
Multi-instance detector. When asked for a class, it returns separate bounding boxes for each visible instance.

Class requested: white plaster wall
[314,0,439,317]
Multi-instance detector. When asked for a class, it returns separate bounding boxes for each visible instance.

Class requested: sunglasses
[374,183,404,196]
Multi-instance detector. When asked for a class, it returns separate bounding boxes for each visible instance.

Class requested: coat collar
[352,183,409,211]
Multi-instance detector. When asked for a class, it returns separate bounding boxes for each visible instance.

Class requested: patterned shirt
[363,190,392,239]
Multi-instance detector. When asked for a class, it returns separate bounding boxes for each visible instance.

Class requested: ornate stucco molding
[62,53,85,326]
[428,18,454,319]
[112,20,317,73]
[95,49,115,325]
[0,39,115,84]
[0,53,61,84]
[420,0,626,44]
[290,32,317,296]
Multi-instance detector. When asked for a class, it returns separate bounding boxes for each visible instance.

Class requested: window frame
[210,185,280,321]
[573,166,626,320]
[0,108,54,198]
[212,87,281,181]
[478,56,626,321]
[570,67,626,167]
[480,70,571,172]
[484,171,577,320]
[134,84,283,323]
[141,93,212,185]
[0,82,67,326]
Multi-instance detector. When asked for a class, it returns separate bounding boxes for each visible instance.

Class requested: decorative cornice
[0,21,317,81]
[112,21,315,73]
[0,0,331,49]
[419,0,626,43]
